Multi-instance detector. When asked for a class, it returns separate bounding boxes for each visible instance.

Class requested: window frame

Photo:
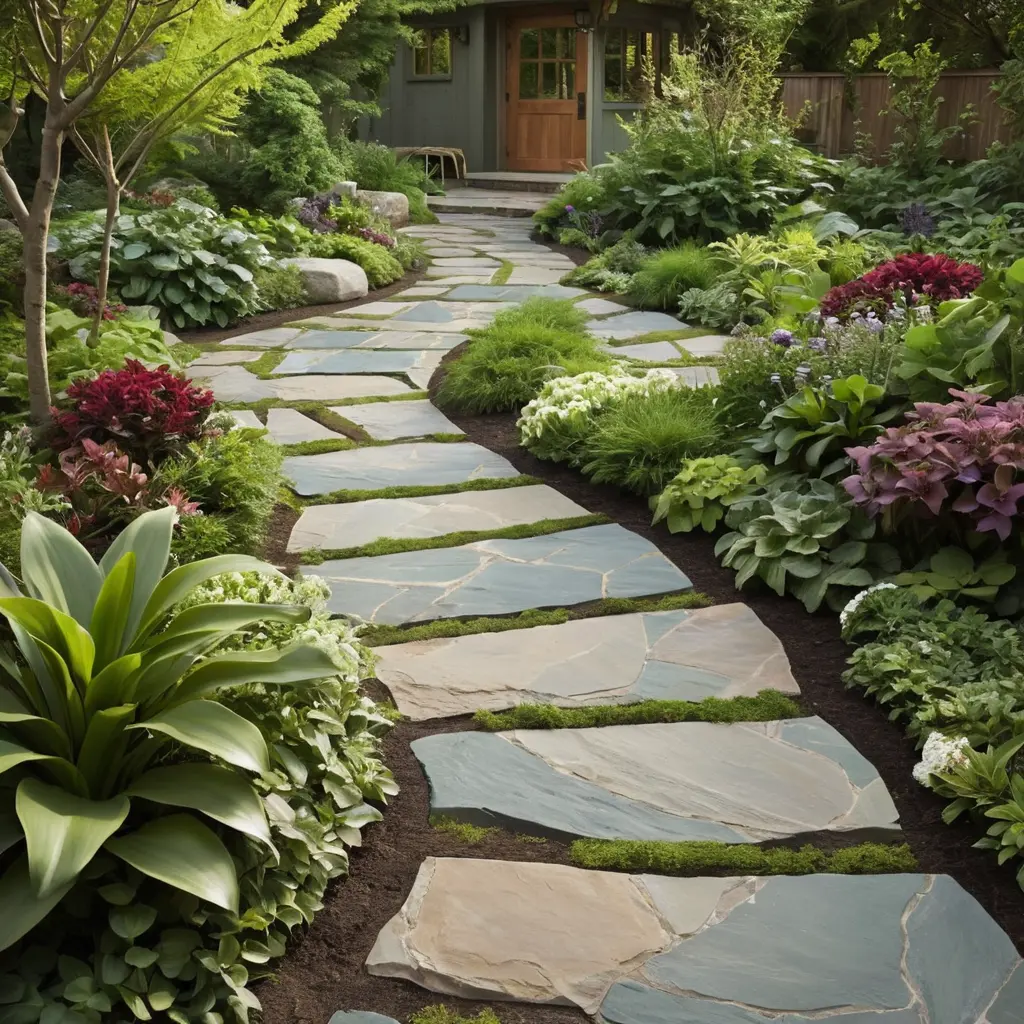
[601,27,678,106]
[408,27,453,82]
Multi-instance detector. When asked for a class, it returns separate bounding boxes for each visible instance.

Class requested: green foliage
[434,300,611,414]
[255,263,307,311]
[433,818,499,844]
[534,171,612,239]
[652,456,768,534]
[717,476,900,611]
[334,140,437,223]
[228,208,313,255]
[579,387,722,496]
[55,202,270,329]
[295,475,541,507]
[0,231,23,310]
[626,243,717,310]
[410,1007,503,1024]
[305,232,404,288]
[677,281,743,328]
[564,239,648,294]
[474,690,802,730]
[570,839,918,875]
[893,547,1017,604]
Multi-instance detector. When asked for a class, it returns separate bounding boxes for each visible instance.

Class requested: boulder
[331,181,358,199]
[281,257,368,304]
[356,190,409,229]
[0,219,19,233]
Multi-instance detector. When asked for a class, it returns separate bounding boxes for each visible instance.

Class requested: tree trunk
[22,121,64,424]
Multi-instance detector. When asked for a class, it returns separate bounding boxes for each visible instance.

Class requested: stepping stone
[343,300,418,317]
[310,523,691,620]
[288,483,588,552]
[274,349,443,379]
[431,257,501,269]
[287,331,466,350]
[375,604,797,719]
[505,267,566,285]
[230,410,264,430]
[589,311,689,339]
[412,716,898,843]
[391,300,513,324]
[284,330,380,349]
[328,1015,399,1024]
[293,316,480,334]
[189,349,262,367]
[422,273,496,284]
[424,247,478,257]
[606,341,683,361]
[673,366,720,388]
[445,284,585,301]
[577,297,629,316]
[265,408,339,445]
[390,284,454,298]
[284,441,519,496]
[195,365,412,403]
[679,333,729,356]
[336,399,462,440]
[368,862,1021,1019]
[218,327,303,348]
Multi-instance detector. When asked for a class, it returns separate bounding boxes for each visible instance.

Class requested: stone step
[273,348,444,388]
[193,364,413,403]
[285,330,466,350]
[411,717,898,843]
[426,192,544,217]
[265,408,340,445]
[284,441,519,496]
[375,603,797,720]
[335,399,463,441]
[444,283,585,302]
[466,172,572,193]
[287,483,588,553]
[307,523,691,620]
[366,859,1022,1021]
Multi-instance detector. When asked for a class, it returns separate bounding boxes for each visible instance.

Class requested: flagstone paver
[264,408,340,445]
[367,860,1022,1019]
[230,410,264,430]
[189,349,263,367]
[217,326,303,348]
[328,1014,399,1024]
[411,716,898,842]
[193,364,413,402]
[287,484,588,552]
[375,604,797,718]
[286,330,467,350]
[589,311,689,338]
[310,523,691,620]
[505,267,566,285]
[274,349,444,379]
[334,399,463,440]
[284,441,520,496]
[578,297,629,316]
[292,316,481,334]
[604,341,685,362]
[679,333,729,356]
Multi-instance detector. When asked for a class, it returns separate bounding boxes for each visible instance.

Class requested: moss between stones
[361,591,713,646]
[301,513,610,562]
[569,840,919,875]
[492,260,514,285]
[222,392,430,413]
[246,350,288,377]
[432,817,547,847]
[473,690,802,731]
[281,438,358,456]
[294,474,545,506]
[281,433,468,457]
[410,1007,502,1024]
[604,327,708,345]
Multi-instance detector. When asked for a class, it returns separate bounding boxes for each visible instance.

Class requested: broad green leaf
[16,778,129,898]
[0,712,70,760]
[19,514,102,629]
[76,705,136,794]
[90,554,136,671]
[100,507,176,644]
[0,857,73,952]
[84,654,142,717]
[106,815,239,913]
[0,739,68,778]
[0,810,22,856]
[151,603,309,649]
[0,599,95,687]
[133,554,280,645]
[128,764,270,844]
[133,701,269,773]
[109,904,157,940]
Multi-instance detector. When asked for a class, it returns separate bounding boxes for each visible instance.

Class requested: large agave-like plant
[0,507,340,950]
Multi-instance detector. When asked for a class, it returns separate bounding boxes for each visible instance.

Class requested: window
[603,29,676,102]
[518,27,578,100]
[411,28,452,78]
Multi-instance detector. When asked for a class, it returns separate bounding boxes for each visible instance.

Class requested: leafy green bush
[534,169,613,238]
[626,243,717,310]
[0,230,23,309]
[255,263,307,310]
[228,208,313,255]
[678,281,743,328]
[564,239,648,293]
[305,231,404,288]
[435,300,612,415]
[893,547,1017,604]
[652,455,767,534]
[335,139,437,223]
[55,201,271,329]
[579,386,722,496]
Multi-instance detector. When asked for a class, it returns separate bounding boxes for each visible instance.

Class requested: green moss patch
[432,817,499,844]
[410,1007,502,1024]
[295,474,543,506]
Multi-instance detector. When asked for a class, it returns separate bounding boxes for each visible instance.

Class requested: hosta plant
[0,506,341,951]
[892,546,1017,603]
[716,476,900,612]
[651,456,767,534]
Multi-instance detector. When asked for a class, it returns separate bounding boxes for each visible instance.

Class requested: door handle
[577,91,586,119]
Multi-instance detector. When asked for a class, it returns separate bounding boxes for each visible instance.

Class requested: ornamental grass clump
[626,243,717,310]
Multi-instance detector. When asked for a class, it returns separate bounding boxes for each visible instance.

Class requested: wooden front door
[506,16,588,171]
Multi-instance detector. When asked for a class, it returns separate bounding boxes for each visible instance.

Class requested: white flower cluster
[912,731,971,787]
[838,582,899,629]
[517,368,683,443]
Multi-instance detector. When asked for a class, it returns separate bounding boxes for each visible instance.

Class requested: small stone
[265,408,340,445]
[330,181,358,198]
[356,190,410,228]
[335,399,462,440]
[282,257,369,303]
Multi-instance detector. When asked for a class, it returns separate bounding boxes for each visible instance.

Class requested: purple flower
[770,328,793,347]
[565,204,575,213]
[899,202,936,238]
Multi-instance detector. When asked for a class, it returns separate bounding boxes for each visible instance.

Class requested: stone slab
[412,716,898,843]
[284,441,519,497]
[390,285,456,298]
[292,317,479,334]
[195,365,413,403]
[589,311,688,339]
[275,349,443,378]
[369,863,1021,1020]
[189,349,263,367]
[311,523,691,621]
[606,341,683,362]
[335,399,463,440]
[424,247,478,257]
[578,298,629,316]
[328,1015,399,1024]
[672,366,719,388]
[431,257,502,269]
[343,301,418,317]
[230,410,264,430]
[424,267,496,280]
[265,408,340,445]
[445,284,586,301]
[505,267,566,285]
[376,604,798,720]
[679,334,729,356]
[218,327,303,348]
[288,483,588,552]
[391,300,514,323]
[287,331,467,350]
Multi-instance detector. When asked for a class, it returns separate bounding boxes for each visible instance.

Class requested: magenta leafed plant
[844,390,1024,540]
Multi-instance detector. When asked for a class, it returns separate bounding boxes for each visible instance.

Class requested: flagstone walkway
[198,214,1022,1024]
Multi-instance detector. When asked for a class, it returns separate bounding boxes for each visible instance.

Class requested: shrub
[229,208,313,254]
[335,139,437,222]
[652,455,767,534]
[534,170,612,239]
[579,386,721,495]
[564,239,648,293]
[820,253,983,321]
[627,243,717,310]
[305,231,404,287]
[0,230,23,309]
[55,200,271,328]
[678,281,743,328]
[435,300,612,414]
[52,281,127,320]
[255,263,308,310]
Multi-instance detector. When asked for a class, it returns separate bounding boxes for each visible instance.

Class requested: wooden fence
[778,71,1011,161]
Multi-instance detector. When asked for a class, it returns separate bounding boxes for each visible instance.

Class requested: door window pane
[541,28,557,58]
[561,63,575,99]
[541,62,557,98]
[411,28,451,77]
[519,61,539,98]
[520,28,538,59]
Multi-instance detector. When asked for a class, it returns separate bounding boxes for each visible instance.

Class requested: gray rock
[218,327,304,348]
[230,410,264,430]
[336,399,462,440]
[274,349,443,379]
[678,334,729,356]
[331,181,358,199]
[284,441,519,496]
[578,297,628,316]
[285,330,466,351]
[356,190,410,228]
[282,257,368,303]
[310,523,691,621]
[606,341,683,362]
[328,1014,398,1024]
[195,364,411,403]
[265,408,341,445]
[0,219,19,233]
[989,963,1024,1024]
[589,311,688,339]
[444,284,585,301]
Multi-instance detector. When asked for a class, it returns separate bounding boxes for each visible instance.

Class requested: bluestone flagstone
[605,341,684,362]
[285,441,519,496]
[424,247,477,257]
[989,963,1024,1024]
[445,284,585,301]
[230,410,264,430]
[287,484,587,552]
[265,408,340,445]
[293,316,479,334]
[375,604,798,720]
[288,330,466,350]
[431,257,502,269]
[328,1014,400,1024]
[671,366,720,387]
[217,326,303,348]
[283,330,381,349]
[192,364,412,403]
[343,300,418,317]
[274,349,443,378]
[333,399,462,440]
[678,333,729,356]
[412,716,897,842]
[505,266,566,285]
[189,349,263,367]
[578,297,629,316]
[589,311,688,338]
[311,523,690,620]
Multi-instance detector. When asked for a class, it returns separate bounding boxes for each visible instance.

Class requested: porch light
[574,9,592,28]
[455,24,470,44]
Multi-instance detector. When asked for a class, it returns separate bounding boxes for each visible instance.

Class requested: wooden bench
[393,147,468,187]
